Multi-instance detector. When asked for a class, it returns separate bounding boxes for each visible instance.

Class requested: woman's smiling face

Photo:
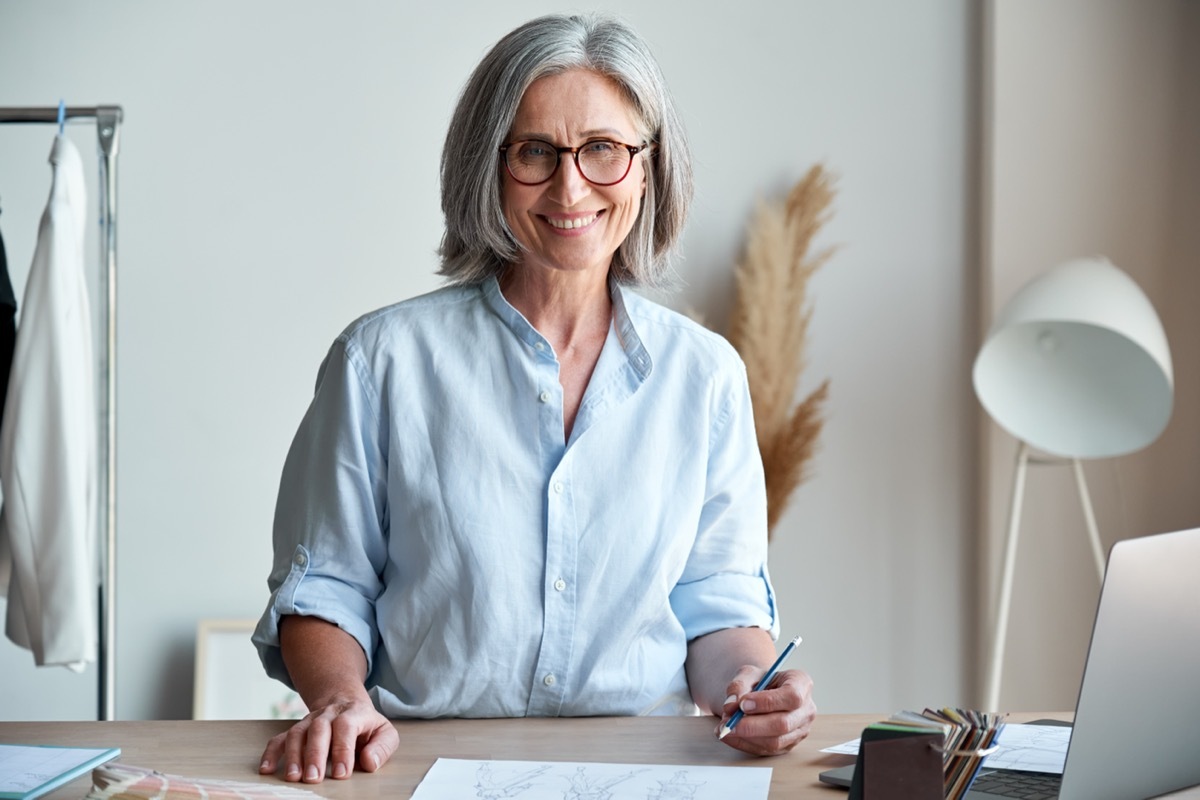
[501,68,647,281]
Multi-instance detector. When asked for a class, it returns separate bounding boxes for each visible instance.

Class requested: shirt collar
[608,277,652,380]
[480,275,653,380]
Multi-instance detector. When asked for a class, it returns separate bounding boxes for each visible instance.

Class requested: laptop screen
[1057,527,1200,800]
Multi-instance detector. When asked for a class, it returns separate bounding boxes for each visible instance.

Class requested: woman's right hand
[262,615,399,782]
[259,691,399,782]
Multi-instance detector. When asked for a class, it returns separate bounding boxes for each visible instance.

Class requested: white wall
[981,0,1200,711]
[0,0,975,720]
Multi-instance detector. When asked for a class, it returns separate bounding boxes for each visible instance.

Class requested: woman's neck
[499,265,612,354]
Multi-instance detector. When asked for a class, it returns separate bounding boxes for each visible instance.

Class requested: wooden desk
[4,713,1199,799]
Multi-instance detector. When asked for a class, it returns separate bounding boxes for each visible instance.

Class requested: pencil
[717,635,803,740]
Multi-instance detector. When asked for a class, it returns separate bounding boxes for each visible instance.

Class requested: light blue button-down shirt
[254,276,778,718]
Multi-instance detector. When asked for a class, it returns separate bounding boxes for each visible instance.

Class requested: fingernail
[286,764,300,780]
[259,760,271,773]
[333,763,347,779]
[740,698,757,712]
[723,694,738,707]
[305,765,318,782]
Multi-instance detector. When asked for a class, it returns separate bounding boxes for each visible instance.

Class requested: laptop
[818,526,1200,799]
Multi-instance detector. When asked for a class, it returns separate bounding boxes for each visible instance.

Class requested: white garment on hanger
[0,134,97,670]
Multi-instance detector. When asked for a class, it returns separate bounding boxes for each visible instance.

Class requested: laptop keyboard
[970,768,1062,798]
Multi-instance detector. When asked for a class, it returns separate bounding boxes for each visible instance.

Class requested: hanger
[57,99,65,135]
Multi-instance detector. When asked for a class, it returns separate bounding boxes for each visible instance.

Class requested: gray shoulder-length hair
[437,13,694,288]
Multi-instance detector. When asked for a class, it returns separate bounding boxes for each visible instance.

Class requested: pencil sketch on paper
[475,762,552,798]
[411,758,770,800]
[564,765,646,799]
[984,724,1071,774]
[647,769,706,799]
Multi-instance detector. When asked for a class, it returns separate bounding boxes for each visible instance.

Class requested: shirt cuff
[671,567,779,642]
[252,544,380,687]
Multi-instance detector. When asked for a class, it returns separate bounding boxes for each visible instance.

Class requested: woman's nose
[547,155,590,206]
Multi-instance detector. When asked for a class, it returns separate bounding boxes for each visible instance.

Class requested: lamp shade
[974,257,1173,459]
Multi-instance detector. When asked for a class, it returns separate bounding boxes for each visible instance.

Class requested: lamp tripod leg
[1071,459,1105,581]
[985,440,1030,713]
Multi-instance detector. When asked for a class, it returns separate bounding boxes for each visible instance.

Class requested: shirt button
[539,390,551,403]
[534,342,545,351]
[554,578,566,592]
[553,481,564,494]
[543,673,556,687]
[293,552,307,567]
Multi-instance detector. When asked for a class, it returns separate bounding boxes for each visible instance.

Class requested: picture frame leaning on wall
[192,619,307,720]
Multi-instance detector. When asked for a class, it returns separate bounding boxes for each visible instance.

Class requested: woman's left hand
[716,667,816,756]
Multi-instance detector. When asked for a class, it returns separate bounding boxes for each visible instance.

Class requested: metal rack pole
[0,104,123,721]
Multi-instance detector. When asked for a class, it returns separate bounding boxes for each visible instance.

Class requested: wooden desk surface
[3,713,1199,799]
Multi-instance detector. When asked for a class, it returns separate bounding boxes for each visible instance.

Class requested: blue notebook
[0,744,121,800]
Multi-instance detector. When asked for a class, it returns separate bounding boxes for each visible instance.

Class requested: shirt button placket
[532,468,571,716]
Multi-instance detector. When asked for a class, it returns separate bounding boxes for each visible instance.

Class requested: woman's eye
[519,142,552,158]
[584,140,617,154]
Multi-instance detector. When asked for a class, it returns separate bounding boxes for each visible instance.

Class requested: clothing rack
[0,105,122,721]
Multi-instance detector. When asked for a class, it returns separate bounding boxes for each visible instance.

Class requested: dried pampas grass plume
[727,164,837,534]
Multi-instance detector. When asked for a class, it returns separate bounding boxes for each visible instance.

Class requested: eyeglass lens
[506,140,633,185]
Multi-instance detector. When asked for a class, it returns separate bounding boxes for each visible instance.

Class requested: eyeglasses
[499,139,652,186]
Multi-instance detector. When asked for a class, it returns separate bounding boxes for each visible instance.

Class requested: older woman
[253,12,815,782]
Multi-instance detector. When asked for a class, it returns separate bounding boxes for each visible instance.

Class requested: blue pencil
[718,634,803,740]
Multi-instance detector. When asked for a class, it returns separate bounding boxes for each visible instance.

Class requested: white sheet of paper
[983,723,1070,774]
[819,723,1071,775]
[410,757,771,800]
[819,738,861,756]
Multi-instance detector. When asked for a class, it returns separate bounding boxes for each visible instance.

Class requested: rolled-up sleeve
[253,334,389,685]
[670,364,779,642]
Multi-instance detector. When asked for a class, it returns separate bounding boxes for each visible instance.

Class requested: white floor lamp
[973,257,1173,712]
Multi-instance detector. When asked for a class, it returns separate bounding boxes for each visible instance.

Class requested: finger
[795,693,818,739]
[730,701,796,740]
[720,664,766,722]
[722,707,809,756]
[719,691,739,723]
[726,664,763,697]
[750,669,814,709]
[720,726,802,757]
[327,714,359,780]
[259,731,287,774]
[302,712,334,782]
[742,679,803,714]
[281,720,310,782]
[777,668,814,699]
[358,720,400,773]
